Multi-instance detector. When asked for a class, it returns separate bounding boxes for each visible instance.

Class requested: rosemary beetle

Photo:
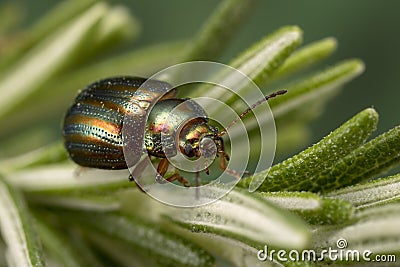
[62,76,286,188]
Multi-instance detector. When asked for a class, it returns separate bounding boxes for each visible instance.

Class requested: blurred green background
[3,0,400,153]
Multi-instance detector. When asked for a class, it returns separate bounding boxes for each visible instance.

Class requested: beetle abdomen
[62,76,174,169]
[63,102,126,169]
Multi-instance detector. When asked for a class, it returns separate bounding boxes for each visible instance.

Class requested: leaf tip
[282,25,303,40]
[283,25,303,33]
[349,58,365,76]
[322,37,338,50]
[362,107,379,126]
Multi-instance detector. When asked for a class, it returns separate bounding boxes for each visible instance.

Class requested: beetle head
[179,120,222,160]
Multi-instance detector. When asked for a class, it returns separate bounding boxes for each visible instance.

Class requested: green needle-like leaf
[164,187,310,250]
[241,58,365,142]
[0,2,109,119]
[0,0,98,69]
[259,191,354,225]
[25,0,98,41]
[313,203,400,259]
[321,126,400,192]
[5,164,129,194]
[5,164,130,211]
[0,142,67,173]
[0,175,45,267]
[232,26,303,88]
[184,0,257,61]
[270,37,338,84]
[35,218,106,267]
[239,108,378,192]
[84,5,139,58]
[269,59,365,118]
[62,210,215,267]
[326,174,400,209]
[189,26,302,105]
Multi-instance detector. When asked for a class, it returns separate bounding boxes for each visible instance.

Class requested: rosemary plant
[0,1,399,266]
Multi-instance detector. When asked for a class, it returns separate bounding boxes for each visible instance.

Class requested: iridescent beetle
[62,76,286,187]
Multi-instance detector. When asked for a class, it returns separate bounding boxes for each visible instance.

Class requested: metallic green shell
[144,99,209,157]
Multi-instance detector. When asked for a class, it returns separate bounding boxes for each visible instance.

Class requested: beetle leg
[218,151,248,180]
[217,137,230,169]
[165,173,190,187]
[218,151,228,170]
[224,153,230,162]
[156,158,169,175]
[195,171,200,199]
[155,158,169,183]
[156,158,190,187]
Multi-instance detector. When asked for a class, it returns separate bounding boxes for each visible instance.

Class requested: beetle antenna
[218,89,287,137]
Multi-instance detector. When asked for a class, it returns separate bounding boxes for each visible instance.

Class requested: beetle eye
[199,137,217,159]
[184,143,194,157]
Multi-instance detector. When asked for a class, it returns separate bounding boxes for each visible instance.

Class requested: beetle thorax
[144,98,214,158]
